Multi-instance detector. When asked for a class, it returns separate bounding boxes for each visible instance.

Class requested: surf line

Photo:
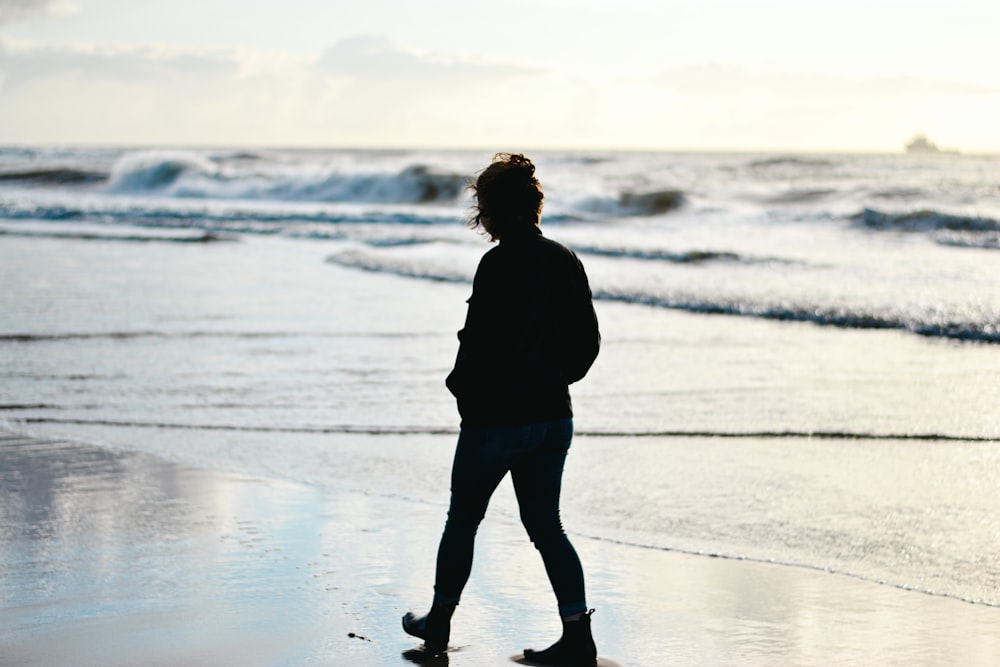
[0,330,440,343]
[15,417,999,443]
[579,533,999,609]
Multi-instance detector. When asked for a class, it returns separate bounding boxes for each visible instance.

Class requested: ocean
[1,146,998,611]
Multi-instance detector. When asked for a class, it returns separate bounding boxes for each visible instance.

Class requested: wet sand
[1,430,997,666]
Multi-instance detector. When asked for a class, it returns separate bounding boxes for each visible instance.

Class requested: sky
[1,0,999,152]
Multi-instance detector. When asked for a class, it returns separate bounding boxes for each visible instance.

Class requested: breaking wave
[576,189,685,217]
[325,249,472,284]
[855,208,1000,233]
[594,290,1000,344]
[854,208,1000,251]
[0,168,108,185]
[324,251,999,344]
[105,151,469,204]
[935,233,1000,251]
[573,245,764,265]
[0,200,459,230]
[0,222,230,243]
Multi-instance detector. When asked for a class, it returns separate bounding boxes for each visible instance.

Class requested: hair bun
[494,152,535,179]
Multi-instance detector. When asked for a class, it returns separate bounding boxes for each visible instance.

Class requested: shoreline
[3,429,998,666]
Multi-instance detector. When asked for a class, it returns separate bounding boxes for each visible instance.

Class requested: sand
[1,429,997,666]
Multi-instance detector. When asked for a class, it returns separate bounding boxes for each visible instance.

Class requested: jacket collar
[499,225,542,245]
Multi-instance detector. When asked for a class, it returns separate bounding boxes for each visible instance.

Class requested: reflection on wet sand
[0,431,377,665]
[2,430,998,666]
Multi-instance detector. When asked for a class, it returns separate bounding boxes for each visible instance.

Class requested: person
[402,153,601,666]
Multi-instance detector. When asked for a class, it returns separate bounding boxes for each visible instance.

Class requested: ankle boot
[402,602,455,655]
[523,609,597,666]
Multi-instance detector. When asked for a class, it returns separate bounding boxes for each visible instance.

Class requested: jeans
[432,417,587,617]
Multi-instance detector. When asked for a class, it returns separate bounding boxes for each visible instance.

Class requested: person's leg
[432,425,523,603]
[404,427,508,653]
[510,418,586,616]
[512,418,597,666]
[405,423,541,654]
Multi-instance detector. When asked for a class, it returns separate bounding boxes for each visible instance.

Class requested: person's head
[467,153,543,241]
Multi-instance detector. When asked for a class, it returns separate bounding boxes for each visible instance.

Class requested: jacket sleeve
[561,252,600,384]
[445,254,493,399]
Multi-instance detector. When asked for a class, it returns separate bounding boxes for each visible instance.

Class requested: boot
[402,602,456,656]
[523,609,597,666]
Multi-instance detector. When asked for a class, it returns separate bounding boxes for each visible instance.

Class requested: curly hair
[467,153,544,241]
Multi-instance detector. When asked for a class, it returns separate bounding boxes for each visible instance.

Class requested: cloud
[317,35,537,90]
[0,34,536,95]
[656,64,1000,98]
[0,0,77,26]
[0,40,244,92]
[0,34,542,147]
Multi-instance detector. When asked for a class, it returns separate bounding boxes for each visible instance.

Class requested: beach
[2,147,999,664]
[3,430,999,666]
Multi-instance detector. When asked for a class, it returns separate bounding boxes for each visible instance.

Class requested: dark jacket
[446,227,600,428]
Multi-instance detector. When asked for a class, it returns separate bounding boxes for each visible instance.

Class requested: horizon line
[2,140,996,157]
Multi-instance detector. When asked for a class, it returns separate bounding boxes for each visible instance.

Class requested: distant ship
[905,134,958,154]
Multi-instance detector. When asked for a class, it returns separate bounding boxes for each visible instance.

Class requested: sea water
[1,147,998,608]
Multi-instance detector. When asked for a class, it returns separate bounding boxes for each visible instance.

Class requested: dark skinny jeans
[432,417,587,617]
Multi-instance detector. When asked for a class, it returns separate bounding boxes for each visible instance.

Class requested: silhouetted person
[403,153,601,665]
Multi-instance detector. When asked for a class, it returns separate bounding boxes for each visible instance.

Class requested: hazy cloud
[0,0,77,26]
[317,35,537,89]
[0,38,331,145]
[657,64,1000,97]
[0,40,243,91]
